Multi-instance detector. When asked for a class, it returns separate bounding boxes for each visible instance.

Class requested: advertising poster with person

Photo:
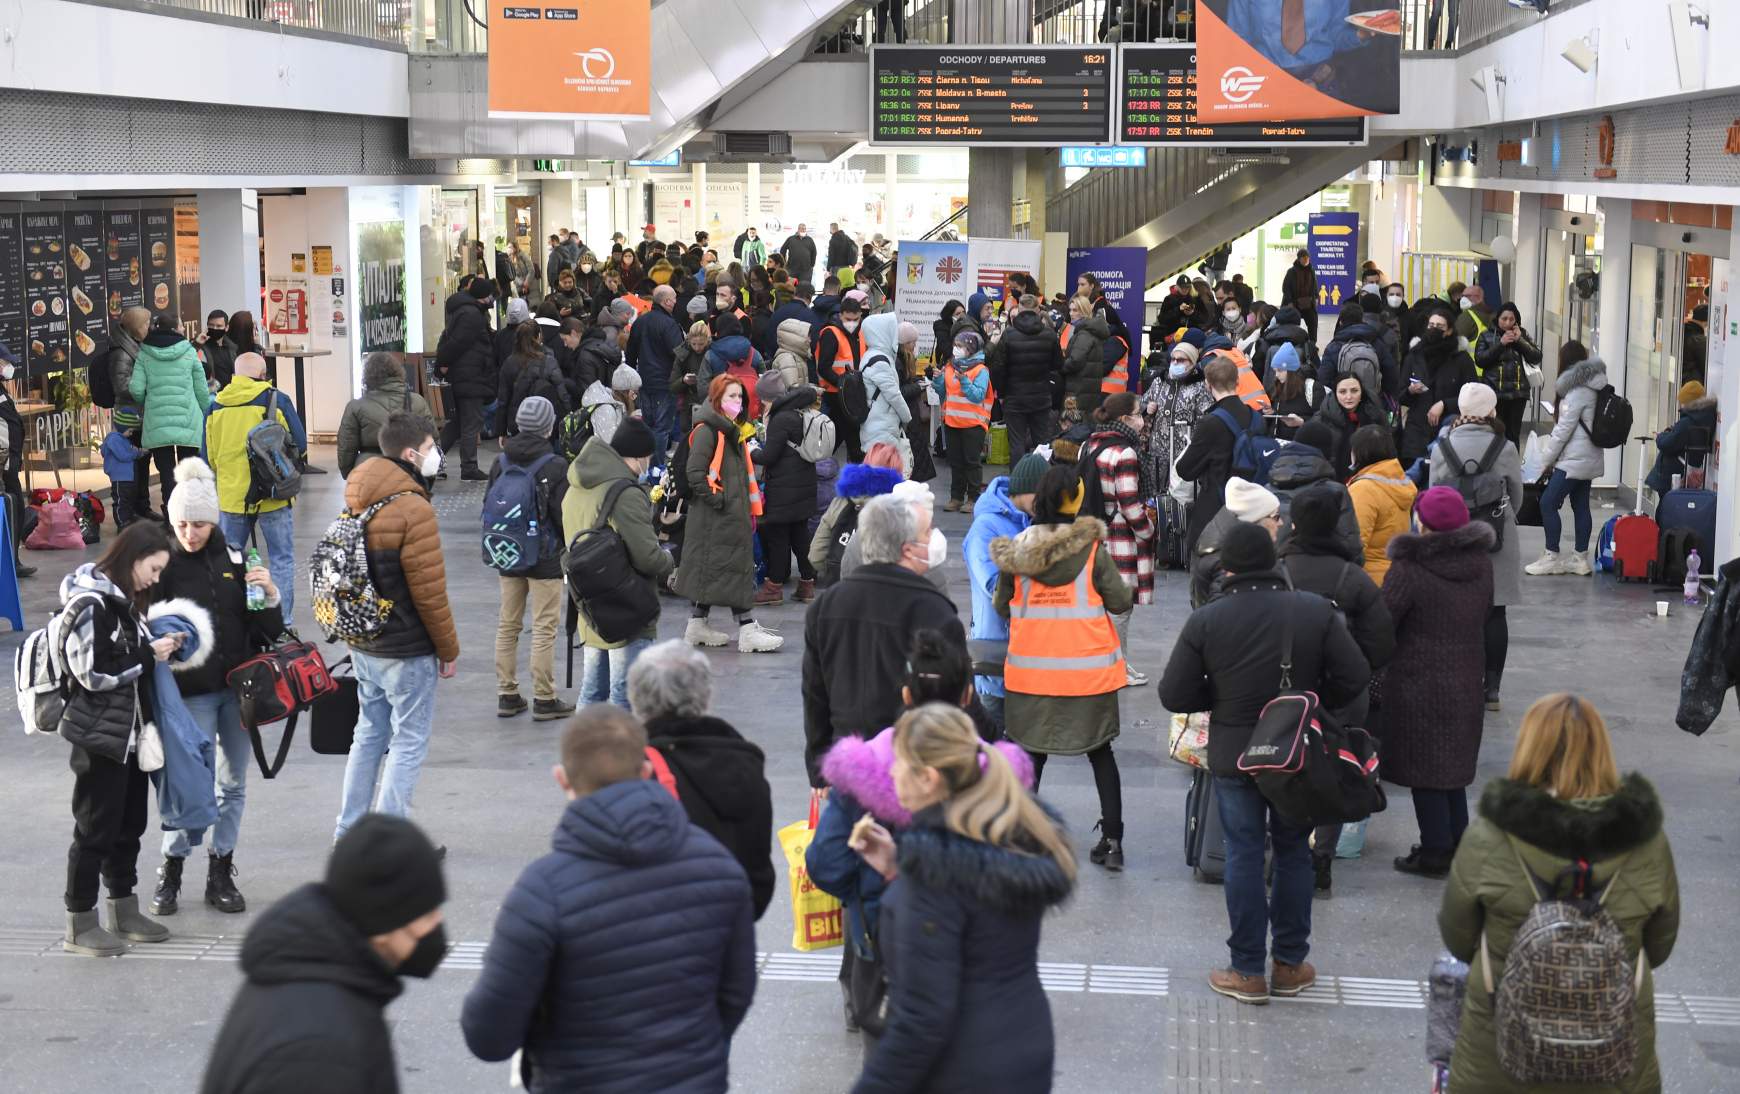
[1194,0,1400,122]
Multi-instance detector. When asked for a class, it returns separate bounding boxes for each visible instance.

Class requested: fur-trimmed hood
[820,727,1035,828]
[896,808,1073,916]
[1478,773,1662,860]
[1555,356,1609,398]
[988,518,1107,581]
[836,462,903,499]
[1679,395,1718,416]
[145,598,216,673]
[1386,521,1494,581]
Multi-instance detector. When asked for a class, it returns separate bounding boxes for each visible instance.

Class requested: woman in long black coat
[1379,485,1494,879]
[752,383,821,604]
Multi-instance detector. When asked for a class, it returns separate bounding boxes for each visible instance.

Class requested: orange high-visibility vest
[1005,541,1125,697]
[697,422,763,518]
[620,293,652,317]
[815,324,866,393]
[1100,334,1131,395]
[943,362,993,429]
[1214,346,1271,412]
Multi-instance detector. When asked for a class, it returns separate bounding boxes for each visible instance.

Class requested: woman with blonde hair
[849,704,1074,1093]
[1438,694,1678,1094]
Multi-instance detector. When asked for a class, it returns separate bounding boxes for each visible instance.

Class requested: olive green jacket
[561,437,672,648]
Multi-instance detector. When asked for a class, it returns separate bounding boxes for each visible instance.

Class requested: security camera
[1561,34,1597,73]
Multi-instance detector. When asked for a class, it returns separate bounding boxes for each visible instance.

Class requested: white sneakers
[1124,668,1149,689]
[737,621,784,653]
[1525,550,1592,576]
[684,618,730,647]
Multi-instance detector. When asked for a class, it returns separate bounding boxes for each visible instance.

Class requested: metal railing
[121,0,414,45]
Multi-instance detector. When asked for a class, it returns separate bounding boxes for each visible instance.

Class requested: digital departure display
[870,46,1114,147]
[1118,45,1366,147]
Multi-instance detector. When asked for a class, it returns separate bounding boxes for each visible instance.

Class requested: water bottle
[245,547,267,611]
[1685,549,1701,606]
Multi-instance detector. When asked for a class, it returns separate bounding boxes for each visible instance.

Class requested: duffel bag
[226,633,338,778]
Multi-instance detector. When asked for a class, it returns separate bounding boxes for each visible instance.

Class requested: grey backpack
[245,389,303,505]
[1437,432,1508,553]
[1336,340,1383,405]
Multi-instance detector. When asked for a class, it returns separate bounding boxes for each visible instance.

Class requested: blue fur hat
[837,463,904,499]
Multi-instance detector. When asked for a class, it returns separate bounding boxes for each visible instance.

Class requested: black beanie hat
[1289,483,1342,539]
[325,815,446,936]
[1292,420,1338,459]
[1220,521,1277,575]
[468,277,496,301]
[610,417,657,459]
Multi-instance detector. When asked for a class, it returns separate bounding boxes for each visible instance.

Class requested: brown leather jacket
[343,456,459,662]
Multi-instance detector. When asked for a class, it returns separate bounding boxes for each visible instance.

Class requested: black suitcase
[1184,768,1226,882]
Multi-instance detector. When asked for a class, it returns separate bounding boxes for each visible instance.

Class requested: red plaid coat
[1090,431,1155,604]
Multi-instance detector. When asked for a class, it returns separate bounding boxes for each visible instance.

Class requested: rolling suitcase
[1612,435,1659,582]
[1184,768,1226,882]
[1656,488,1717,575]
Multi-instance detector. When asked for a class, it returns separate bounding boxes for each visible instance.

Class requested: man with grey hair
[801,493,964,786]
[626,282,684,465]
[630,640,775,919]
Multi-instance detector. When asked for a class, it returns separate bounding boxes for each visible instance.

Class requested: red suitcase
[1611,515,1659,581]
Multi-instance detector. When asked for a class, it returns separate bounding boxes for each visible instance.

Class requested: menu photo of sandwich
[72,285,93,315]
[108,291,122,317]
[150,241,168,267]
[70,242,91,272]
[128,256,140,285]
[74,330,96,356]
[153,283,170,309]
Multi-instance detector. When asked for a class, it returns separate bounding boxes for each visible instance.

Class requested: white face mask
[417,444,443,478]
[925,527,948,569]
[1459,296,1474,311]
[1224,308,1241,321]
[1386,293,1404,309]
[0,363,13,380]
[842,319,859,332]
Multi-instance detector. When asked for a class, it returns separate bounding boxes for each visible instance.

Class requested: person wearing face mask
[1472,302,1542,448]
[1218,298,1249,340]
[198,310,235,390]
[332,413,461,846]
[1080,393,1158,689]
[1142,341,1214,502]
[1453,283,1495,346]
[932,328,991,509]
[992,466,1133,870]
[461,707,755,1091]
[802,491,966,784]
[1400,306,1477,464]
[816,296,869,461]
[201,815,447,1093]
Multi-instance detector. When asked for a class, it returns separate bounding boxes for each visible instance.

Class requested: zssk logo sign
[1220,66,1265,104]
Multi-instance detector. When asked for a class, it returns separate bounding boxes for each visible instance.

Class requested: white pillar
[196,189,261,321]
[885,152,900,241]
[1595,197,1632,490]
[1714,210,1740,567]
[1512,192,1542,332]
[746,162,762,236]
[692,161,707,244]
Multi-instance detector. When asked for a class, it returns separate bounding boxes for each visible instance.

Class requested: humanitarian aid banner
[1194,0,1400,122]
[487,1,650,120]
[1066,247,1146,385]
[966,238,1044,312]
[895,240,971,362]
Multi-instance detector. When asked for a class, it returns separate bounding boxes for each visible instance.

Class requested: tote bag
[777,789,844,952]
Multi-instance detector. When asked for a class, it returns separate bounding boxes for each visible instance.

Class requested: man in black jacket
[200,815,447,1094]
[826,222,858,277]
[436,278,497,479]
[1159,523,1369,1007]
[989,294,1062,462]
[626,284,685,462]
[1174,356,1255,551]
[803,493,964,785]
[1280,248,1319,338]
[779,224,818,286]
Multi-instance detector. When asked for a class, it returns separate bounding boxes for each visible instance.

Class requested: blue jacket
[929,354,990,404]
[144,612,218,838]
[101,429,146,481]
[1646,397,1717,493]
[702,335,761,386]
[807,792,886,957]
[962,477,1028,697]
[461,779,757,1094]
[626,303,685,386]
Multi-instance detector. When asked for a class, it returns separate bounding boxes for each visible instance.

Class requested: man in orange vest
[932,330,994,512]
[814,295,867,461]
[1201,333,1271,413]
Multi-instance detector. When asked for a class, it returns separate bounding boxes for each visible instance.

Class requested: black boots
[150,855,184,916]
[1484,668,1503,711]
[1089,822,1125,871]
[1313,854,1333,899]
[206,853,246,914]
[1393,845,1452,879]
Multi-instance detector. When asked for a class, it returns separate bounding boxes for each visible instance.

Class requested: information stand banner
[1067,247,1147,382]
[895,240,971,361]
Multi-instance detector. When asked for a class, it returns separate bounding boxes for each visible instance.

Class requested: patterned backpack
[309,492,414,644]
[1487,839,1640,1085]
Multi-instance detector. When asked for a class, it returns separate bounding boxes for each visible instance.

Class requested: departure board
[1118,45,1366,147]
[871,46,1114,147]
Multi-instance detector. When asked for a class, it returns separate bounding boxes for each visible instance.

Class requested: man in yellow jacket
[204,352,307,613]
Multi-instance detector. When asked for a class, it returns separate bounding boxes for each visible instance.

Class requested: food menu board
[1117,46,1366,147]
[0,212,24,362]
[104,208,144,326]
[870,46,1114,147]
[65,209,109,373]
[142,207,176,321]
[22,211,69,380]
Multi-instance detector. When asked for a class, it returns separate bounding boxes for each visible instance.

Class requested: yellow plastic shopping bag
[778,789,844,952]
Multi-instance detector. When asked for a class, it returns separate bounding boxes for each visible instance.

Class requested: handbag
[225,631,338,778]
[1516,480,1546,528]
[308,655,361,756]
[1166,711,1211,769]
[1168,451,1196,505]
[777,789,844,952]
[136,698,164,772]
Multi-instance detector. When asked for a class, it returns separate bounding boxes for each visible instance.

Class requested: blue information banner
[1307,212,1360,313]
[1060,146,1148,168]
[1066,246,1147,386]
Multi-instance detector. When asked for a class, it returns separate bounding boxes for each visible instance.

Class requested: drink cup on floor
[1656,601,1670,618]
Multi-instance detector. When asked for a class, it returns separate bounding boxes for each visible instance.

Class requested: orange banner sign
[1194,1,1399,123]
[487,1,650,120]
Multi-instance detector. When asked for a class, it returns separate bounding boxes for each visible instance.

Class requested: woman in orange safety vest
[989,464,1134,871]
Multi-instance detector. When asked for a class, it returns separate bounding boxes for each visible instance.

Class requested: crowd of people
[19,225,1694,1094]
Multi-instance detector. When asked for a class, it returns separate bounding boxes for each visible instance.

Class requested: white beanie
[166,456,221,525]
[1223,476,1279,523]
[1456,382,1497,420]
[611,362,643,391]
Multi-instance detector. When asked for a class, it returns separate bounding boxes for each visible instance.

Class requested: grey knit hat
[515,395,556,438]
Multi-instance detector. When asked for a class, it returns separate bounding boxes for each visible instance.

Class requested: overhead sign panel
[1060,146,1148,168]
[871,46,1114,147]
[1119,46,1365,147]
[487,1,650,119]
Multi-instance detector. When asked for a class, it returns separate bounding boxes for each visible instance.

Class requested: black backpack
[1579,384,1633,449]
[557,405,598,460]
[1437,432,1509,553]
[841,354,875,424]
[818,500,861,589]
[90,349,118,409]
[563,479,661,644]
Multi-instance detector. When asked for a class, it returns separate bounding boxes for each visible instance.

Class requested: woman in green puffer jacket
[1438,693,1679,1094]
[128,318,213,510]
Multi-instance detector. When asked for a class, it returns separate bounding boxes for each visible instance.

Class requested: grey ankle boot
[64,910,127,957]
[105,895,169,943]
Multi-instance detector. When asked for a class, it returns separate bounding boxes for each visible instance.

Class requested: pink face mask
[721,396,744,418]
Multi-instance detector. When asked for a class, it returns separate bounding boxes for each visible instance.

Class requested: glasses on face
[1428,323,1449,333]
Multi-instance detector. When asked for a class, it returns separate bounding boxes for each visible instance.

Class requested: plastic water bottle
[1685,549,1701,605]
[245,548,267,611]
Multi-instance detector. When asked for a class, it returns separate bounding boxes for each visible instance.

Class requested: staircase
[1045,143,1377,284]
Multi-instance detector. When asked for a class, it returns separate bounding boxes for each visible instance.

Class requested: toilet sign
[1308,212,1359,311]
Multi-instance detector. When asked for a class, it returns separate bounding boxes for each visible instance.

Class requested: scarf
[1094,419,1156,501]
[704,422,763,518]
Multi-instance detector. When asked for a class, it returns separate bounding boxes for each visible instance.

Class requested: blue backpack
[1209,406,1282,486]
[481,453,562,573]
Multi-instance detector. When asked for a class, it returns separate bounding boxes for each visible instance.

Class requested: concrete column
[1512,191,1543,332]
[196,189,261,321]
[1713,210,1740,567]
[1595,197,1632,490]
[885,153,899,241]
[968,148,1015,239]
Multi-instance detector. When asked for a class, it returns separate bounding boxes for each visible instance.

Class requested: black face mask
[397,922,446,980]
[1425,329,1446,342]
[207,328,226,343]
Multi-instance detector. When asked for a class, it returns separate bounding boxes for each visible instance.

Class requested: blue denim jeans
[164,690,248,857]
[334,652,439,840]
[639,386,677,467]
[1538,469,1592,553]
[220,507,297,617]
[580,639,651,709]
[1215,774,1314,977]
